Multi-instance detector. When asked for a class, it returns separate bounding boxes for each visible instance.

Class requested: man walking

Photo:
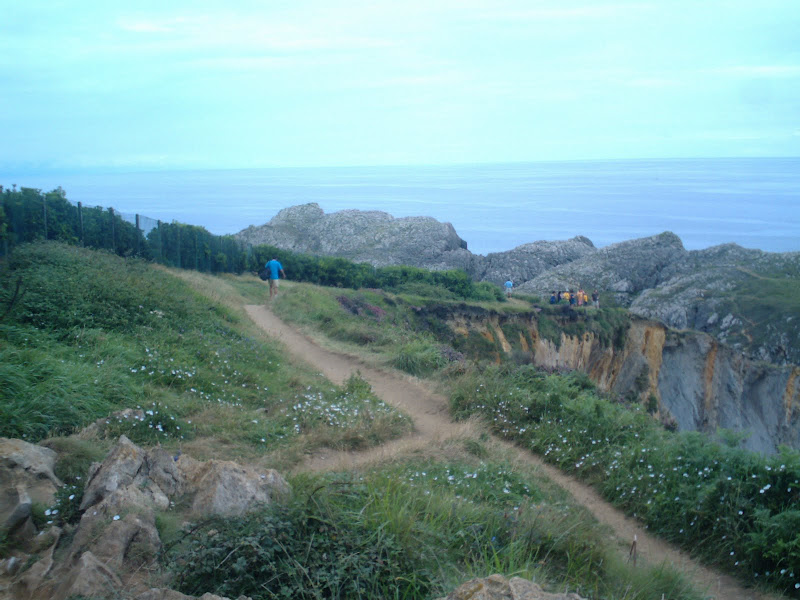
[265,257,286,300]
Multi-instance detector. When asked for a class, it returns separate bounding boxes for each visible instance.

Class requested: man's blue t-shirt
[504,281,513,290]
[266,259,283,280]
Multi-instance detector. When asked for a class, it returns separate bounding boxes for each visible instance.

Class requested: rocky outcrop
[4,436,287,600]
[239,205,799,366]
[476,236,596,286]
[437,574,586,600]
[629,243,800,365]
[0,439,62,544]
[518,232,687,304]
[237,203,474,271]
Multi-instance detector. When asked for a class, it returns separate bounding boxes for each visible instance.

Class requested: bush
[393,339,448,376]
[167,495,427,600]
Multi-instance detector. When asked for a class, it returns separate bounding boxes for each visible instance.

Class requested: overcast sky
[2,0,799,172]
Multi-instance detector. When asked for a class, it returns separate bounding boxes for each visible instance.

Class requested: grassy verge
[450,363,800,597]
[165,441,703,600]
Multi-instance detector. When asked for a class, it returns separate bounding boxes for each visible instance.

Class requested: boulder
[136,590,253,600]
[437,574,586,600]
[178,456,289,517]
[79,435,147,511]
[87,512,161,569]
[0,439,62,542]
[51,551,122,600]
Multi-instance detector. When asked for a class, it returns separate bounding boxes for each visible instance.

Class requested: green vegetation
[270,279,800,597]
[536,305,630,350]
[1,186,248,272]
[450,363,800,597]
[1,186,506,301]
[3,239,796,599]
[0,242,410,460]
[251,244,505,301]
[168,460,702,600]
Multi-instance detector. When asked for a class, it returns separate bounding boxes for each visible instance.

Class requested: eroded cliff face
[441,311,799,454]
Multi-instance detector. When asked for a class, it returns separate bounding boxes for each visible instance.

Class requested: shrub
[167,495,427,600]
[393,339,448,376]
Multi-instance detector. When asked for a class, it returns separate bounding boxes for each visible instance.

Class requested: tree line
[0,186,502,301]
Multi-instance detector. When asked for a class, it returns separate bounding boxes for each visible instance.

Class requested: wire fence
[0,185,257,273]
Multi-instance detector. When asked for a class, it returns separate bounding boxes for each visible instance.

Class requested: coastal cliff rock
[517,232,687,304]
[238,204,799,366]
[630,243,800,365]
[434,307,800,454]
[476,236,596,286]
[237,203,474,270]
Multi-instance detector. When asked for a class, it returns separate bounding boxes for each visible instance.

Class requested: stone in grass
[437,574,586,600]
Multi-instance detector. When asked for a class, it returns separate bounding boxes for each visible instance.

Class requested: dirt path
[245,304,781,600]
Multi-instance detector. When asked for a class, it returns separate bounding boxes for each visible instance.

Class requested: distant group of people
[550,288,600,308]
[502,280,599,308]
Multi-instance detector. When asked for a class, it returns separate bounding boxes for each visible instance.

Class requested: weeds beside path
[244,304,782,600]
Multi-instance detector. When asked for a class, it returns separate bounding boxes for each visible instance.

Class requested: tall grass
[450,363,800,597]
[168,457,703,600]
[0,243,410,458]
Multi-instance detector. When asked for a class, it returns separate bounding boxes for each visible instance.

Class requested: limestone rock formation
[476,236,596,286]
[437,574,586,600]
[0,438,62,543]
[237,203,473,271]
[518,232,687,304]
[630,243,800,365]
[238,204,799,368]
[4,436,287,600]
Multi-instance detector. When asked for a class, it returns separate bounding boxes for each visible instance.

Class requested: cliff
[423,304,800,454]
[237,204,800,365]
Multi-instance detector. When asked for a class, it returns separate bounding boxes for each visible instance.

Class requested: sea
[7,157,800,256]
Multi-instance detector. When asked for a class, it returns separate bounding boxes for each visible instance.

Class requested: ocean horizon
[5,157,800,256]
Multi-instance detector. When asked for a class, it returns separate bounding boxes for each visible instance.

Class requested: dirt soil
[245,304,782,600]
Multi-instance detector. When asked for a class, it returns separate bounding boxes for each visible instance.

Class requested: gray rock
[79,434,147,511]
[518,232,687,305]
[238,203,471,270]
[0,439,62,542]
[476,236,596,286]
[437,574,585,600]
[178,456,290,517]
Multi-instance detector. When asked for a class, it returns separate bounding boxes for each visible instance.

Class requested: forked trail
[245,304,782,600]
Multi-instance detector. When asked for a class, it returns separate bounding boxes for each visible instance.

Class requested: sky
[2,0,800,172]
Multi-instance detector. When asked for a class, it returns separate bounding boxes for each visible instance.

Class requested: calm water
[8,158,800,255]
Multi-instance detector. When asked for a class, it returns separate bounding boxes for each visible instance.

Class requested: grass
[167,441,704,600]
[1,241,786,599]
[449,362,800,597]
[0,242,411,461]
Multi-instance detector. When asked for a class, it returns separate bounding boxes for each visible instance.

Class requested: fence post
[43,194,48,240]
[78,202,84,246]
[135,214,141,255]
[109,208,116,253]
